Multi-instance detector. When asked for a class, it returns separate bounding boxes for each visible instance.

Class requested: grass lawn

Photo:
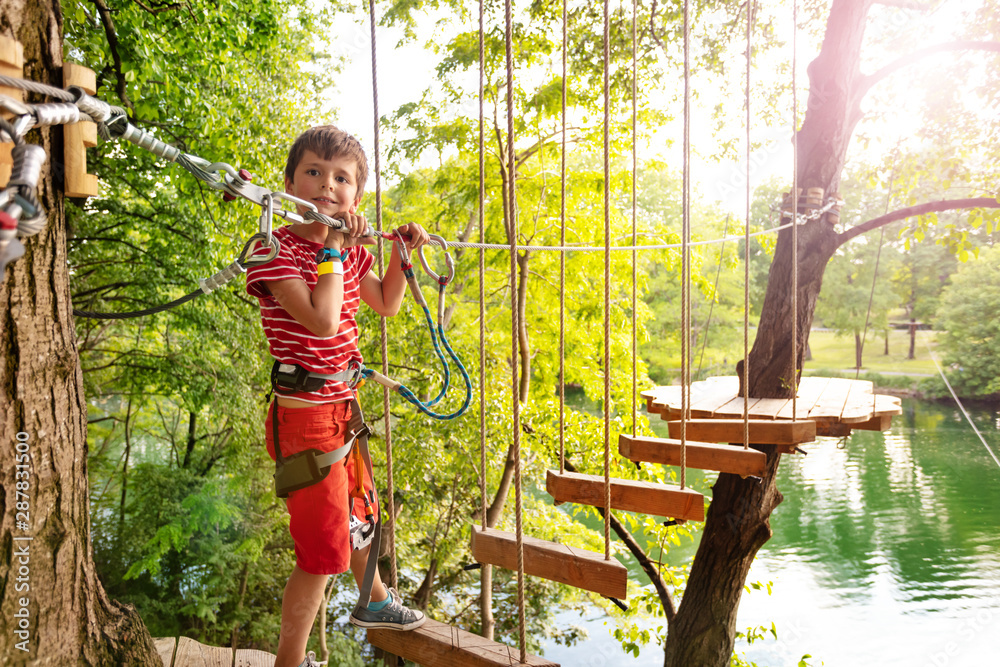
[804,329,940,376]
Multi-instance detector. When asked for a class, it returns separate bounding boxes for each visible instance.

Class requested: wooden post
[0,36,25,187]
[62,62,99,198]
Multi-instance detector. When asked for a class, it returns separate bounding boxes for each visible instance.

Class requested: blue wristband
[316,248,349,264]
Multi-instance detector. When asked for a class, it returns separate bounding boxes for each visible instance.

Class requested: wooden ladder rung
[545,469,704,522]
[618,434,767,478]
[667,419,816,447]
[470,526,627,599]
[368,618,559,667]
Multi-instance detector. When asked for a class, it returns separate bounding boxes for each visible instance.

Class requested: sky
[314,1,986,220]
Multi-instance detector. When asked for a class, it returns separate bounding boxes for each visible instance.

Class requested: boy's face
[285,149,362,218]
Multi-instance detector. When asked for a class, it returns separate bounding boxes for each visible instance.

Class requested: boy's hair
[285,125,369,199]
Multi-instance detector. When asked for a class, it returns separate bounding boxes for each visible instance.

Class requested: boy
[245,126,429,667]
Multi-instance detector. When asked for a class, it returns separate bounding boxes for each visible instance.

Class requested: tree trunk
[855,330,863,369]
[0,1,160,663]
[666,2,874,666]
[884,329,889,356]
[908,320,916,360]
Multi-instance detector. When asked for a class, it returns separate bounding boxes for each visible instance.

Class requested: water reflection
[543,398,1000,667]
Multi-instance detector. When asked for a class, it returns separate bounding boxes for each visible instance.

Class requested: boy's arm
[360,223,430,317]
[266,274,344,338]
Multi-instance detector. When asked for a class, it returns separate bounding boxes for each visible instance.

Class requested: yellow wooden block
[0,35,24,188]
[62,62,99,198]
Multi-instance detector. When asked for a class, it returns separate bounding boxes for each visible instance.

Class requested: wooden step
[368,618,558,667]
[545,469,704,522]
[618,434,767,478]
[470,526,627,599]
[155,636,276,666]
[667,419,816,447]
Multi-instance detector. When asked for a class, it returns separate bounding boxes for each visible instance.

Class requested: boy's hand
[325,211,375,249]
[395,223,430,251]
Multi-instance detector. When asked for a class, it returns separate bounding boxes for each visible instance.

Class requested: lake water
[541,398,1000,667]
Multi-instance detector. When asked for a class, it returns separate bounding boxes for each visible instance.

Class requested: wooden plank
[618,434,767,478]
[233,649,276,667]
[172,637,233,667]
[807,377,859,421]
[667,419,816,446]
[775,376,831,420]
[0,36,24,188]
[154,637,177,667]
[711,396,762,419]
[850,413,893,432]
[837,379,877,423]
[63,62,99,198]
[546,469,704,521]
[873,393,903,417]
[368,618,558,667]
[470,526,627,600]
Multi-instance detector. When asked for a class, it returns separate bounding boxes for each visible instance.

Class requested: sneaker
[296,651,325,667]
[349,587,426,630]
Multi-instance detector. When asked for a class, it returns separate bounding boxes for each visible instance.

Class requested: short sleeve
[246,235,305,299]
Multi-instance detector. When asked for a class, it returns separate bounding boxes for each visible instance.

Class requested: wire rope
[631,0,638,438]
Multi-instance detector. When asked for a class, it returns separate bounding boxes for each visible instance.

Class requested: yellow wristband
[317,261,344,276]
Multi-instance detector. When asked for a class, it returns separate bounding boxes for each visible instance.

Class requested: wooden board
[172,637,232,667]
[667,419,816,446]
[63,62,99,198]
[618,434,767,478]
[155,637,177,667]
[233,648,276,667]
[546,469,704,522]
[368,618,558,667]
[0,36,24,188]
[470,526,627,600]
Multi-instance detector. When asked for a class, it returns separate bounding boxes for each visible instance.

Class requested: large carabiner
[238,231,281,268]
[417,235,455,287]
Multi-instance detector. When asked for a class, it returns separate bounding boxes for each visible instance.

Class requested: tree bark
[0,1,160,663]
[666,2,875,666]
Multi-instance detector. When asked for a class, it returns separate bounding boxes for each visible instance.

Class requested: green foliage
[936,245,1000,398]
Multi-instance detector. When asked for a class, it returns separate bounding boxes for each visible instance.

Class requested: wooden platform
[470,525,628,599]
[368,618,559,667]
[644,376,902,438]
[666,419,816,448]
[618,434,767,478]
[156,636,275,666]
[545,469,704,521]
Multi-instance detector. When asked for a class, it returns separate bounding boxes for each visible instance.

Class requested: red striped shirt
[246,226,375,403]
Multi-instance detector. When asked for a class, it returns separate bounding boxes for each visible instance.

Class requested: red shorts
[265,401,378,575]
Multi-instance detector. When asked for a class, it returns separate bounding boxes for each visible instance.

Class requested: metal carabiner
[259,193,274,246]
[238,231,281,267]
[417,234,456,286]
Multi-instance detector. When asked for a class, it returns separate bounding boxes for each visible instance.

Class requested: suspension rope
[478,0,488,536]
[368,0,397,593]
[791,0,799,420]
[680,0,692,490]
[559,0,568,475]
[602,0,612,562]
[631,0,638,438]
[743,1,753,450]
[503,0,526,659]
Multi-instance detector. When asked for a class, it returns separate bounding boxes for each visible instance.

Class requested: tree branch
[862,41,1000,93]
[563,459,677,622]
[91,0,135,114]
[837,197,1000,244]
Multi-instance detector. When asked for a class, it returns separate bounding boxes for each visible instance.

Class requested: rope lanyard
[558,0,568,476]
[631,0,638,439]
